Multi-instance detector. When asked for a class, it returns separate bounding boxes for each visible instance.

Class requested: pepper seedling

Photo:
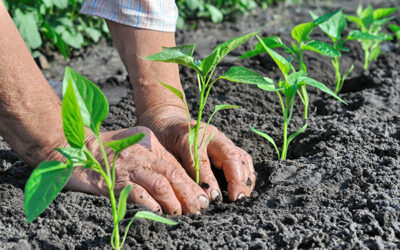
[24,67,177,250]
[346,5,398,70]
[310,10,354,94]
[143,29,262,184]
[230,36,346,160]
[240,9,341,120]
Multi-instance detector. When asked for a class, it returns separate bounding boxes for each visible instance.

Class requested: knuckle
[152,176,170,196]
[166,166,184,181]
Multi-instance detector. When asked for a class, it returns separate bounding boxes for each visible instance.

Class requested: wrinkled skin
[65,127,210,215]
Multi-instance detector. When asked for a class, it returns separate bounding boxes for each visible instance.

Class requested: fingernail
[237,193,245,200]
[195,211,201,215]
[198,195,209,209]
[211,189,222,204]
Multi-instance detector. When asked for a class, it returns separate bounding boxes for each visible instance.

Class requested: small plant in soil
[240,10,341,120]
[234,36,347,160]
[143,29,265,183]
[346,5,398,70]
[310,9,354,94]
[24,67,177,250]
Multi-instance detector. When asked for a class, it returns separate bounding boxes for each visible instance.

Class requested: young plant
[346,5,398,70]
[240,10,341,120]
[233,36,346,160]
[309,10,354,94]
[143,29,261,183]
[24,67,177,250]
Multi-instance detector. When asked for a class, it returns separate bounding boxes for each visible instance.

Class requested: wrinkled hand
[63,126,209,215]
[139,108,256,203]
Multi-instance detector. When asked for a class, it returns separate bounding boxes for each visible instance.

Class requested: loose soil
[1,0,400,249]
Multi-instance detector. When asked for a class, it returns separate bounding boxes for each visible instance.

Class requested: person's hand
[138,106,256,203]
[62,126,209,215]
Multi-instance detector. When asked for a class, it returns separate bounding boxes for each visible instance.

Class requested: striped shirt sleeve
[80,0,178,32]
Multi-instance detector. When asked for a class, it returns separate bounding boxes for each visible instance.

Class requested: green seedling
[310,10,354,94]
[144,29,263,183]
[346,5,398,70]
[241,9,341,120]
[24,67,177,250]
[236,36,346,160]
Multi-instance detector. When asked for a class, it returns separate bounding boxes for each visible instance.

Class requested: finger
[150,159,207,214]
[153,142,209,210]
[115,181,162,214]
[129,166,182,215]
[208,130,255,201]
[180,142,223,204]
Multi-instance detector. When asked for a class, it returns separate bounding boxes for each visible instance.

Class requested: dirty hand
[64,126,209,215]
[139,108,256,203]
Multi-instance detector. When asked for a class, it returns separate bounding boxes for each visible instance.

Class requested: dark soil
[2,0,400,249]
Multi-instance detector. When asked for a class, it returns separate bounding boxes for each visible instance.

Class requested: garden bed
[1,0,400,248]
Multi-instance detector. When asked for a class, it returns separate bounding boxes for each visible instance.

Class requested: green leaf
[250,126,280,159]
[63,67,109,135]
[53,0,68,9]
[389,24,400,39]
[312,9,342,26]
[117,185,132,223]
[62,31,84,49]
[143,44,198,70]
[256,35,292,77]
[373,16,395,26]
[345,15,363,26]
[13,9,42,49]
[133,211,178,225]
[370,46,381,61]
[105,133,145,155]
[303,40,341,57]
[85,27,102,43]
[159,80,184,102]
[239,36,284,59]
[373,7,398,20]
[287,123,307,147]
[347,30,380,40]
[41,22,69,59]
[291,22,314,44]
[186,0,200,10]
[205,4,223,23]
[299,76,347,104]
[213,104,239,113]
[55,147,87,163]
[361,5,374,27]
[310,10,346,40]
[201,29,261,77]
[24,161,73,223]
[219,66,275,88]
[62,82,85,148]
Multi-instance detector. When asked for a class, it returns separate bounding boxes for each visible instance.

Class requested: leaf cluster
[5,0,108,59]
[24,67,176,249]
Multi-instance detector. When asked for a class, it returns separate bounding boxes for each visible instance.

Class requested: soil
[1,0,400,249]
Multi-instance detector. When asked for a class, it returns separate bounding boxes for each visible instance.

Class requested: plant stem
[96,135,120,249]
[333,56,341,94]
[364,48,370,70]
[194,87,205,184]
[297,47,308,120]
[281,117,288,160]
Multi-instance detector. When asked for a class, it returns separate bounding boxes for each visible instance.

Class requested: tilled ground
[1,0,400,249]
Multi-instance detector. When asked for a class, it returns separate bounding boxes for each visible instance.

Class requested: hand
[63,126,209,215]
[139,107,256,203]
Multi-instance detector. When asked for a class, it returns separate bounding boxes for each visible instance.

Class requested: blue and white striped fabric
[80,0,178,32]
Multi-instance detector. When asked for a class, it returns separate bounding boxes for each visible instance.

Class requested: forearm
[106,21,188,126]
[0,3,65,166]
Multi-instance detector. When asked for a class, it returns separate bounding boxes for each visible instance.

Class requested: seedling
[346,5,398,69]
[232,36,346,160]
[144,29,262,183]
[241,10,341,119]
[310,10,354,94]
[24,67,177,250]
